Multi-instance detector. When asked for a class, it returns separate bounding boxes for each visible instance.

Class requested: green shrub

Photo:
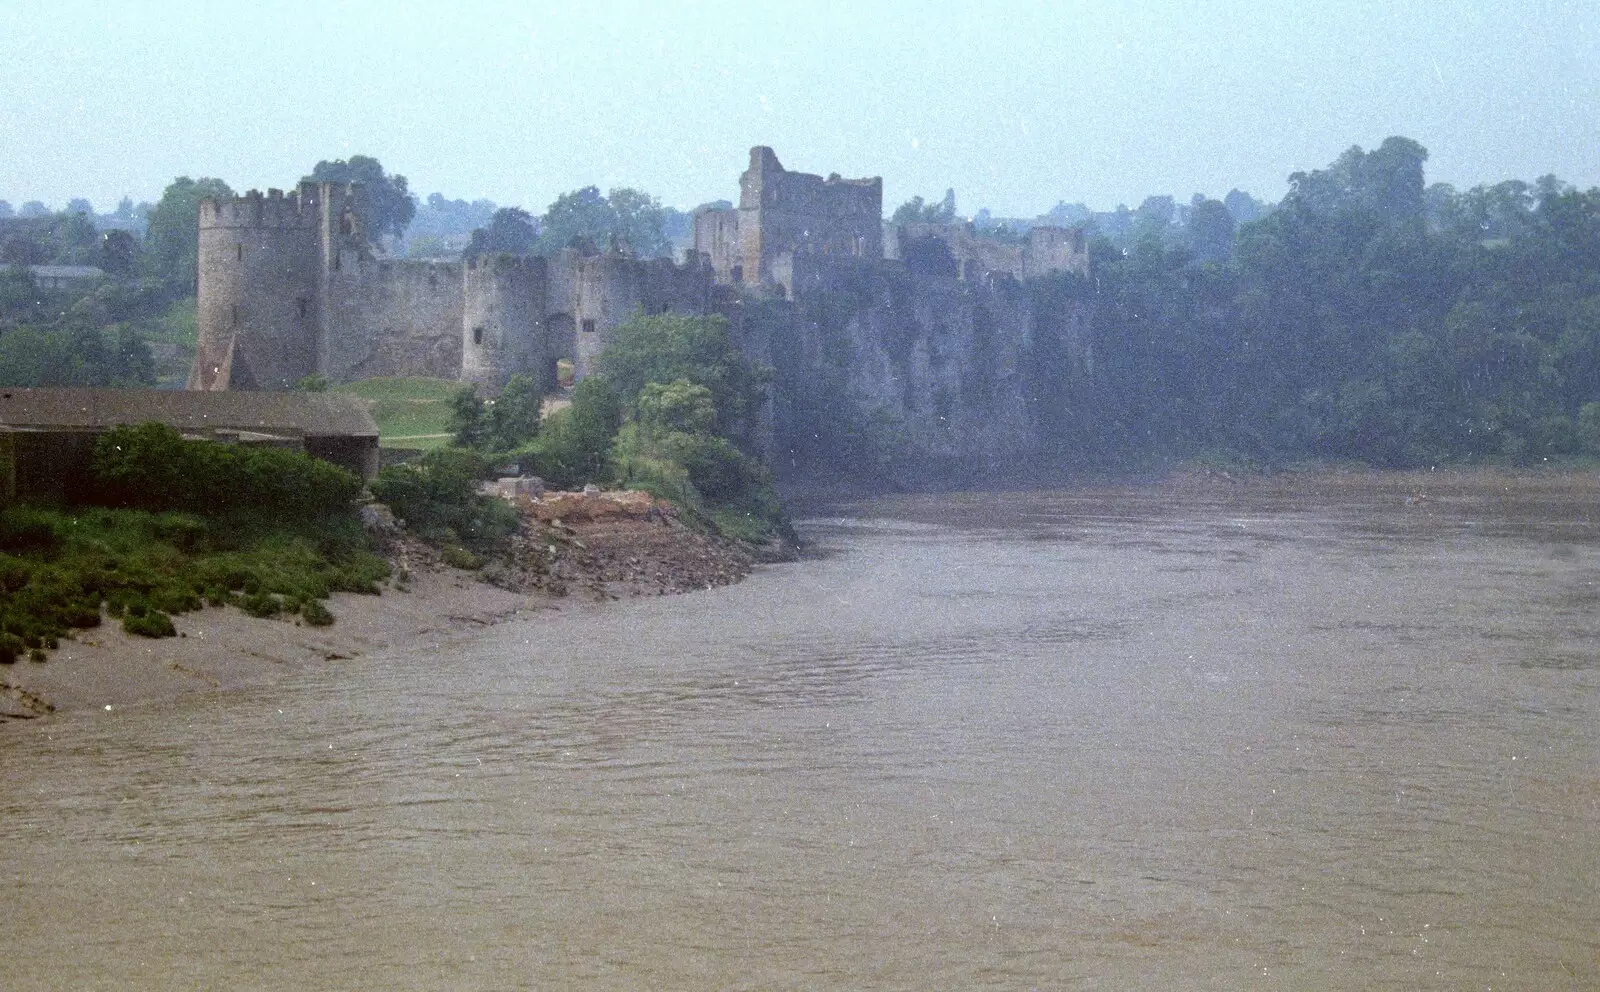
[0,633,22,664]
[531,377,622,489]
[123,609,175,638]
[238,591,281,618]
[372,448,516,549]
[149,586,201,614]
[91,422,361,520]
[300,598,335,626]
[440,545,482,570]
[0,508,61,553]
[0,508,382,652]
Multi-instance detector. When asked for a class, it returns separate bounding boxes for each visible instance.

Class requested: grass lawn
[337,377,460,450]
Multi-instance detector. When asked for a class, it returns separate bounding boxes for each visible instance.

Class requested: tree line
[1024,137,1600,468]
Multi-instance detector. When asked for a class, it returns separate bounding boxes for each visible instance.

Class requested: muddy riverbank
[0,491,764,719]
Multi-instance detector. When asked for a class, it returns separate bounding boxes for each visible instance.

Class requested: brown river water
[2,474,1597,990]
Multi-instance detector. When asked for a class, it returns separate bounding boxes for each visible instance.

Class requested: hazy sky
[3,0,1597,217]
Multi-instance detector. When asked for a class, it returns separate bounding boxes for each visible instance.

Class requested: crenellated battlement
[198,181,371,233]
[200,188,321,230]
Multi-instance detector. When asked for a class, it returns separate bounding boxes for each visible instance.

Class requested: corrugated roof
[0,388,377,438]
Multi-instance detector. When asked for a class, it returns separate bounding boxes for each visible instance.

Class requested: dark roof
[0,388,377,438]
[1,264,105,280]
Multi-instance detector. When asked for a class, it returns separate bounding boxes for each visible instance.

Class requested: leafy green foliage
[893,189,957,225]
[463,207,537,258]
[1029,137,1600,468]
[371,448,517,548]
[595,312,767,441]
[143,176,234,286]
[92,423,362,520]
[536,186,670,258]
[0,506,388,651]
[447,385,492,450]
[528,376,623,489]
[302,155,416,243]
[448,374,543,454]
[0,210,100,266]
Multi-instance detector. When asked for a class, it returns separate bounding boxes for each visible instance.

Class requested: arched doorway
[546,312,577,390]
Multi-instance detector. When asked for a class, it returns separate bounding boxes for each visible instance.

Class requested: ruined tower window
[297,298,309,319]
[231,305,238,327]
[236,244,243,261]
[472,326,484,345]
[731,265,743,283]
[581,319,597,334]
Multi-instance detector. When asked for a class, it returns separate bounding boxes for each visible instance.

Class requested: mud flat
[0,491,765,719]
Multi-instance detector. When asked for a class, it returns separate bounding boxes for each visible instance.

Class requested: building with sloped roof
[0,387,379,504]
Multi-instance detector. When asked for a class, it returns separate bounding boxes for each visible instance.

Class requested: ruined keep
[691,148,1093,465]
[190,182,713,392]
[692,146,883,295]
[192,148,1093,467]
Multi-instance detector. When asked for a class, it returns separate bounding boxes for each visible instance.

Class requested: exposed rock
[480,490,752,600]
[359,503,399,533]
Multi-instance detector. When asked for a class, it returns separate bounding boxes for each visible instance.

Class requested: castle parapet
[200,188,321,231]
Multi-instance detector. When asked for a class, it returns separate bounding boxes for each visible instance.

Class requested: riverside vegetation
[0,424,387,663]
[389,311,788,548]
[0,310,786,665]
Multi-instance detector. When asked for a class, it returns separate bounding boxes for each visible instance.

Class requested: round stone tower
[462,254,546,392]
[571,250,645,381]
[190,188,321,390]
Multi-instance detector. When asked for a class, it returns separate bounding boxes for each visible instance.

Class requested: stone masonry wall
[323,256,464,382]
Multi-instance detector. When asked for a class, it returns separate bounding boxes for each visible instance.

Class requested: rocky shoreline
[475,487,766,599]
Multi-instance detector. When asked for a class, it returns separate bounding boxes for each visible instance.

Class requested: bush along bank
[0,424,387,663]
[435,314,798,556]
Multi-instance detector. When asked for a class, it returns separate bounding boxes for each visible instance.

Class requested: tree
[1223,189,1265,225]
[535,186,671,257]
[539,186,612,254]
[66,198,93,217]
[532,376,622,487]
[143,176,234,287]
[892,189,957,224]
[1186,197,1235,264]
[635,379,717,435]
[594,312,768,440]
[447,385,492,450]
[100,230,137,275]
[1285,137,1428,221]
[0,232,50,265]
[605,187,670,258]
[489,373,542,449]
[449,374,544,453]
[301,155,416,244]
[463,207,538,258]
[54,212,99,265]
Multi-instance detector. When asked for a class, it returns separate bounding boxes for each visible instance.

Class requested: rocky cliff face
[745,259,1092,473]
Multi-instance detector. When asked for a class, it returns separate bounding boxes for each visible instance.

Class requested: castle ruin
[191,148,1092,464]
[190,182,712,393]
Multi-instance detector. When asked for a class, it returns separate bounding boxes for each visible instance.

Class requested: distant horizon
[4,1,1596,218]
[2,134,1590,223]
